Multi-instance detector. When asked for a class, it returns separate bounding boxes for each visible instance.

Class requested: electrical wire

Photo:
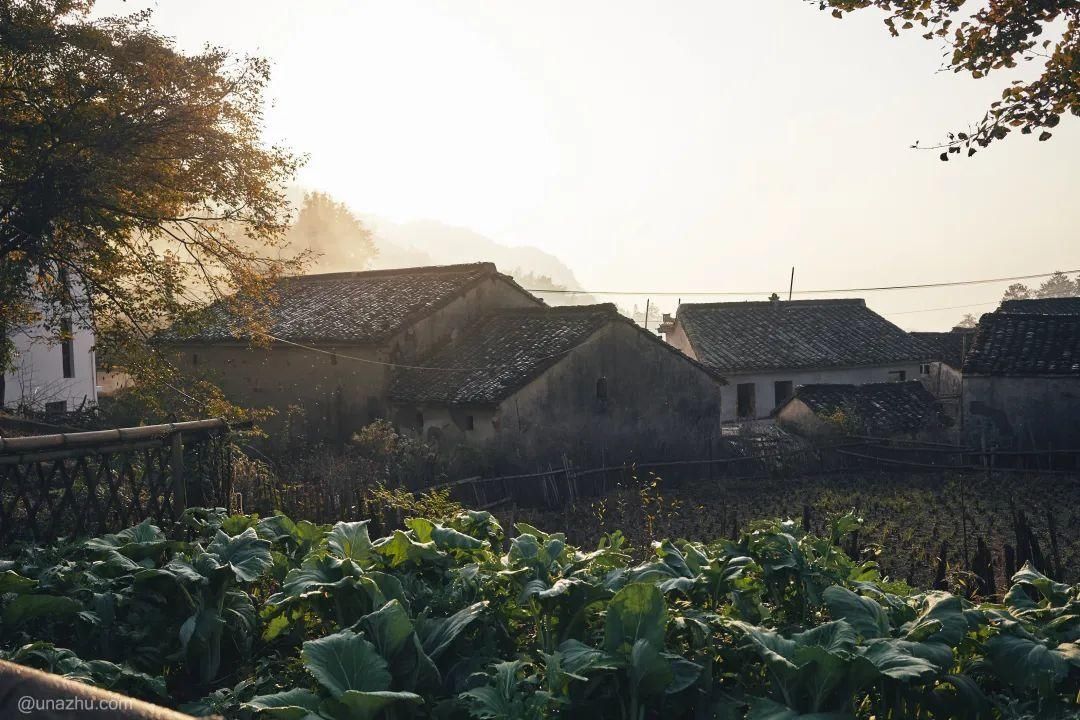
[263,333,597,372]
[888,300,1002,315]
[523,268,1080,297]
[262,291,1020,371]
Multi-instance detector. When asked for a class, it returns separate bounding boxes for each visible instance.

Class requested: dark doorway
[737,383,756,419]
[773,380,793,408]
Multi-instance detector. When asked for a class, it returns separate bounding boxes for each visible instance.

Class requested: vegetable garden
[1,504,1078,718]
[516,470,1080,592]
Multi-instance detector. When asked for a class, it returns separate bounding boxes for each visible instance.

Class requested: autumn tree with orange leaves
[811,0,1079,157]
[0,0,304,417]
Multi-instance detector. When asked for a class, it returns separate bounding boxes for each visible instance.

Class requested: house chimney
[658,313,676,336]
[769,292,780,308]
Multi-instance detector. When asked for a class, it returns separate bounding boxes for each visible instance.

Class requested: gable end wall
[483,321,725,465]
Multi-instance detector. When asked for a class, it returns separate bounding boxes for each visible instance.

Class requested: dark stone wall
[964,376,1080,449]
[484,321,726,469]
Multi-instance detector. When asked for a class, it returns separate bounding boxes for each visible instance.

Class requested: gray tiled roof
[390,304,721,406]
[999,297,1080,315]
[784,381,945,435]
[676,299,931,372]
[389,304,618,406]
[963,312,1080,376]
[169,263,536,344]
[911,330,975,369]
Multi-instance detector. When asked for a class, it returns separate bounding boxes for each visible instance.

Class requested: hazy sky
[97,0,1078,330]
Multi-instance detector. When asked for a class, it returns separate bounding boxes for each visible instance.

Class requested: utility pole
[643,298,651,331]
[788,267,795,301]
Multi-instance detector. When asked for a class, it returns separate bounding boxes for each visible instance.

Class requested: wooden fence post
[0,659,198,720]
[171,430,187,512]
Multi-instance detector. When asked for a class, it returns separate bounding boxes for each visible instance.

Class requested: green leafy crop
[0,509,1077,718]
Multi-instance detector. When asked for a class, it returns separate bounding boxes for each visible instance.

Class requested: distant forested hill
[365,217,594,305]
[280,186,591,304]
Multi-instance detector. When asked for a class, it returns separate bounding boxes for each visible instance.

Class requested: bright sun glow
[93,0,1080,330]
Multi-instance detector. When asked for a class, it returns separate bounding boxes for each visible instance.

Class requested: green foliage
[0,508,1078,718]
[364,483,465,536]
[821,405,865,436]
[532,471,1080,593]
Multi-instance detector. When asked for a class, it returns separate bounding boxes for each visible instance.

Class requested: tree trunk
[0,317,7,408]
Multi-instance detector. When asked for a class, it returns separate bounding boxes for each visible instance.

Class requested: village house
[164,263,542,440]
[775,381,947,439]
[388,303,726,467]
[910,299,1080,419]
[2,301,97,416]
[911,326,975,398]
[659,297,931,421]
[910,326,975,424]
[962,305,1080,449]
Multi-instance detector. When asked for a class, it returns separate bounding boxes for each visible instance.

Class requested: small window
[595,377,608,401]
[888,370,907,382]
[45,400,67,414]
[60,318,74,379]
[415,412,424,429]
[737,383,756,419]
[192,353,199,367]
[773,380,793,408]
[919,363,931,375]
[465,415,475,431]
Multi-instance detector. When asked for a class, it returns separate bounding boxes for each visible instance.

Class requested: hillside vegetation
[0,507,1078,719]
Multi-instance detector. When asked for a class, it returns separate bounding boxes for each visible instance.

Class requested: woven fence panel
[0,430,233,545]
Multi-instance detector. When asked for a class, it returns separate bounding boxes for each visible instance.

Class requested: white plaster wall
[3,320,97,411]
[662,321,696,359]
[921,361,962,398]
[718,363,924,422]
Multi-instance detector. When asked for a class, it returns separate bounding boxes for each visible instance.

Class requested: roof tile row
[676,299,931,372]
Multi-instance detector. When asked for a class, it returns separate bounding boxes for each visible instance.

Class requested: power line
[524,268,1079,297]
[264,333,596,372]
[266,297,987,370]
[889,300,1001,315]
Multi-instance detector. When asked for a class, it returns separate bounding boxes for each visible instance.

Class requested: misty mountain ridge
[359,217,599,306]
[363,216,585,292]
[282,187,591,303]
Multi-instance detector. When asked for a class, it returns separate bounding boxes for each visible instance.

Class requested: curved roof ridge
[280,262,496,282]
[164,262,541,344]
[674,299,929,372]
[484,302,620,316]
[679,298,866,312]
